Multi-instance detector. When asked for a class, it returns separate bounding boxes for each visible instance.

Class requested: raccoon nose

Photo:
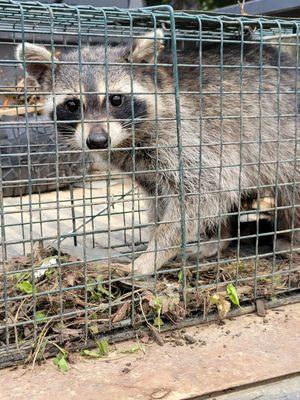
[86,131,108,149]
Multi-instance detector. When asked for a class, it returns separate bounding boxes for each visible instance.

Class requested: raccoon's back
[153,43,299,194]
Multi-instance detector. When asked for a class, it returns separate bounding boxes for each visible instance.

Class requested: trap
[0,1,300,369]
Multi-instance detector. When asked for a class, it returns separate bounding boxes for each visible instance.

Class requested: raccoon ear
[16,43,57,85]
[126,29,165,64]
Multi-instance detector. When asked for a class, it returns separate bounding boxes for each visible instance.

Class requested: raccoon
[16,29,300,275]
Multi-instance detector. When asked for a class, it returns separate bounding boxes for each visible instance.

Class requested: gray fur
[17,35,300,274]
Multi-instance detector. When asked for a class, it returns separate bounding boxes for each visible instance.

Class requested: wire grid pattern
[0,1,300,366]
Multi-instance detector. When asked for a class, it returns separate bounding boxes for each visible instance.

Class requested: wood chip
[0,104,44,116]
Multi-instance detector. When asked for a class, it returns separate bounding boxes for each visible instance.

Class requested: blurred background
[16,0,300,18]
[147,0,300,17]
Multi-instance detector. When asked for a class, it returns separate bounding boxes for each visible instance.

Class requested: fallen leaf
[16,280,34,294]
[89,324,99,335]
[35,311,46,324]
[112,301,129,323]
[53,351,69,373]
[81,349,101,358]
[121,344,142,354]
[65,273,76,287]
[210,293,231,319]
[227,283,241,307]
[217,297,231,319]
[81,340,109,358]
[97,339,109,356]
[154,316,164,328]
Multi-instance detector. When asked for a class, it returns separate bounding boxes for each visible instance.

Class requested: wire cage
[1,0,300,368]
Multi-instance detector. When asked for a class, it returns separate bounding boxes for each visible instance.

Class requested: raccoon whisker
[59,138,82,151]
[121,118,148,130]
[57,132,75,137]
[56,122,76,133]
[123,127,155,136]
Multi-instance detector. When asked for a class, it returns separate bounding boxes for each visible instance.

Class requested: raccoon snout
[86,130,108,150]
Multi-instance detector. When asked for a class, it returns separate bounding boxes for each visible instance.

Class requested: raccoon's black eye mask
[52,97,82,133]
[54,94,147,131]
[109,94,148,126]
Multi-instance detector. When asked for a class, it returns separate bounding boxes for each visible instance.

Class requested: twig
[139,296,164,346]
[12,298,27,350]
[31,318,54,369]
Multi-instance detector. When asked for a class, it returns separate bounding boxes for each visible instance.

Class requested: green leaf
[149,296,162,314]
[178,270,183,284]
[97,339,109,356]
[53,351,68,373]
[12,271,31,282]
[56,357,68,373]
[97,283,111,298]
[154,316,164,328]
[96,275,112,298]
[89,324,99,335]
[226,283,241,307]
[128,344,140,353]
[45,268,55,280]
[81,340,109,358]
[210,293,220,305]
[81,349,101,358]
[121,344,142,354]
[210,293,231,319]
[35,311,46,324]
[16,280,33,294]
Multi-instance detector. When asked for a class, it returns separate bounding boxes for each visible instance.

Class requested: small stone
[68,353,76,364]
[226,330,231,335]
[263,318,268,324]
[175,339,184,346]
[140,334,150,343]
[184,334,196,344]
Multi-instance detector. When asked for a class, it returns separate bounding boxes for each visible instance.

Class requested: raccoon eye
[65,98,80,113]
[109,94,123,107]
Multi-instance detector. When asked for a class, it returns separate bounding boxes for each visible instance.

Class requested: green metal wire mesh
[0,1,300,368]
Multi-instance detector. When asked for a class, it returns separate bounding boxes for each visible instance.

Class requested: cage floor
[1,179,149,260]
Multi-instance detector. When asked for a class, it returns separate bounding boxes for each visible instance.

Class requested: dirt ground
[1,302,300,400]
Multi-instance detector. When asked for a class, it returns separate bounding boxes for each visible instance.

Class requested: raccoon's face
[16,30,164,150]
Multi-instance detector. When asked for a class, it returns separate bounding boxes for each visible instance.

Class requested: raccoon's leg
[132,200,232,275]
[132,198,187,275]
[185,224,232,261]
[146,198,156,241]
